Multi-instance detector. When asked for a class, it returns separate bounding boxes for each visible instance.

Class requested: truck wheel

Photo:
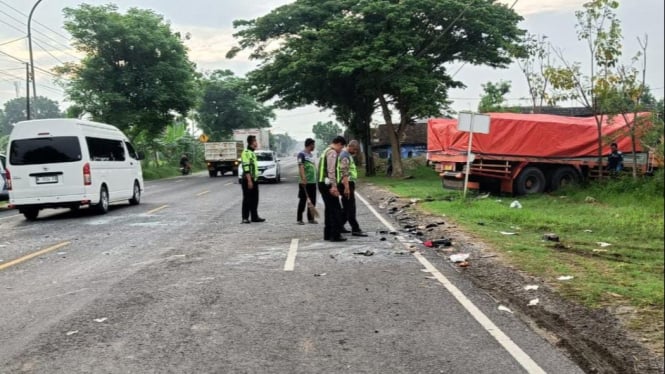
[208,170,216,178]
[22,208,39,221]
[232,169,238,176]
[515,167,546,195]
[550,166,580,191]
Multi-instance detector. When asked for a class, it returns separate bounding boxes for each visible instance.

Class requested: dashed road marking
[284,239,299,271]
[146,205,168,215]
[197,190,210,196]
[356,192,547,374]
[0,241,71,271]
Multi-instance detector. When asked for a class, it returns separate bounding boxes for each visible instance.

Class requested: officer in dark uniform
[318,136,347,242]
[241,135,265,223]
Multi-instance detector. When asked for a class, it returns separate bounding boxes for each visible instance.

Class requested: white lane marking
[355,192,547,374]
[197,190,210,196]
[284,239,299,271]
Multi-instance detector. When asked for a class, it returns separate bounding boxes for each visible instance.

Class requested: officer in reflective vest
[338,140,367,236]
[241,135,265,223]
[318,135,347,242]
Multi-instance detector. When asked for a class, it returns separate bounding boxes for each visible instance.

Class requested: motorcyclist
[180,154,191,174]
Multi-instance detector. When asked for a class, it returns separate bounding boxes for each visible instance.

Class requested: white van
[6,119,144,220]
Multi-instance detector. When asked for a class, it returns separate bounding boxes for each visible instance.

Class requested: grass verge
[364,165,664,350]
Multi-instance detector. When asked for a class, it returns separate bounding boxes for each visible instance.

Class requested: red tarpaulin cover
[428,113,649,158]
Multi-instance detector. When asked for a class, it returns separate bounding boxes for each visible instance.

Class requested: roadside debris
[528,298,540,307]
[66,330,79,336]
[592,249,608,253]
[423,238,452,248]
[94,317,108,323]
[449,253,470,263]
[524,285,540,291]
[542,233,560,242]
[498,305,513,314]
[457,261,470,268]
[585,196,597,203]
[596,242,612,247]
[314,273,327,277]
[500,231,517,235]
[353,250,374,256]
[476,193,491,199]
[509,200,522,209]
[583,229,593,233]
[557,275,574,281]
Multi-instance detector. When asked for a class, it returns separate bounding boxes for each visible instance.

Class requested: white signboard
[458,112,490,134]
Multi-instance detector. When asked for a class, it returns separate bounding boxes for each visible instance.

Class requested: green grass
[364,166,664,313]
[141,162,206,181]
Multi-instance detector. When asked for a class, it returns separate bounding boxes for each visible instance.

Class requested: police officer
[297,138,318,224]
[241,135,265,224]
[318,136,347,242]
[338,140,367,236]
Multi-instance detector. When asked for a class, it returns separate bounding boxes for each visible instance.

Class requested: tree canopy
[196,70,274,141]
[56,4,197,139]
[228,0,524,176]
[312,121,343,144]
[1,96,63,135]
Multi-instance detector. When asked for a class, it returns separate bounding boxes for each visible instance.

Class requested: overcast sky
[1,0,663,140]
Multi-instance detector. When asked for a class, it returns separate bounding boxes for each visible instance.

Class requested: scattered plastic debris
[524,285,540,291]
[353,250,374,256]
[420,269,431,273]
[498,305,513,314]
[585,196,597,203]
[476,193,491,199]
[66,330,79,336]
[425,276,437,280]
[94,318,108,323]
[380,237,387,241]
[500,231,517,235]
[592,249,608,253]
[509,200,522,209]
[314,273,327,277]
[57,252,67,255]
[528,298,540,307]
[557,275,574,281]
[457,261,470,268]
[596,242,612,247]
[583,229,593,233]
[449,253,470,263]
[542,233,560,242]
[423,238,452,248]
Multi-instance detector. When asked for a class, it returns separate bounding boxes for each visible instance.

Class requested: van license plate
[36,175,58,184]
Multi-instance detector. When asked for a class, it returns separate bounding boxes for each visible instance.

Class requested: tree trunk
[595,114,604,180]
[379,96,403,178]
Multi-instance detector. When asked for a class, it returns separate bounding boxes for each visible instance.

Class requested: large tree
[228,0,524,177]
[56,4,197,139]
[312,121,343,144]
[1,96,63,135]
[196,70,274,141]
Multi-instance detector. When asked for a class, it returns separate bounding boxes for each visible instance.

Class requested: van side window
[125,141,138,160]
[86,137,126,162]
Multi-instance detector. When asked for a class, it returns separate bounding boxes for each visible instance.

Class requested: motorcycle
[180,163,192,175]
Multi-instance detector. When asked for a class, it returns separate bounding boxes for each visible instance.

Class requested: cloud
[499,0,585,15]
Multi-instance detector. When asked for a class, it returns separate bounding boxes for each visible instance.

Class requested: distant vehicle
[238,149,281,183]
[204,141,243,177]
[6,119,144,220]
[232,128,270,150]
[0,154,7,201]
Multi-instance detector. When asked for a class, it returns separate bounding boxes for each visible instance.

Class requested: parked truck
[204,141,244,177]
[232,128,270,150]
[427,112,658,195]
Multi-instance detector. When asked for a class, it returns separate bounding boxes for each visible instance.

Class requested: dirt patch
[360,183,664,374]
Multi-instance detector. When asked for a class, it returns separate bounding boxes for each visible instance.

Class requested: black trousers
[297,183,317,222]
[318,182,343,240]
[338,181,360,232]
[241,178,260,220]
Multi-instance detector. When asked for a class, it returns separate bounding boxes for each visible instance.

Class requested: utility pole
[26,63,31,120]
[28,0,43,101]
[13,81,20,98]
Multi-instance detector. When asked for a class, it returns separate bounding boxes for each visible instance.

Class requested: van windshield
[10,137,82,165]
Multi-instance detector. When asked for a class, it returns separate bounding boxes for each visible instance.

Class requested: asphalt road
[0,158,584,374]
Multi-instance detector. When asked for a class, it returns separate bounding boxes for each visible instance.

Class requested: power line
[33,39,66,65]
[0,36,25,46]
[0,49,25,63]
[0,0,71,42]
[0,16,24,34]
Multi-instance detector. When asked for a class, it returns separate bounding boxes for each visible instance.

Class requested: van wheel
[94,186,110,214]
[550,166,580,191]
[129,181,141,205]
[22,208,39,221]
[514,167,546,195]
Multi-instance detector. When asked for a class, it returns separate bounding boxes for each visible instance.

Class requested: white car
[238,150,281,183]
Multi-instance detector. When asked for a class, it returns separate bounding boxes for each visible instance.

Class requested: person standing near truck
[297,138,318,225]
[241,135,265,224]
[318,136,347,242]
[338,140,367,237]
[607,142,624,175]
